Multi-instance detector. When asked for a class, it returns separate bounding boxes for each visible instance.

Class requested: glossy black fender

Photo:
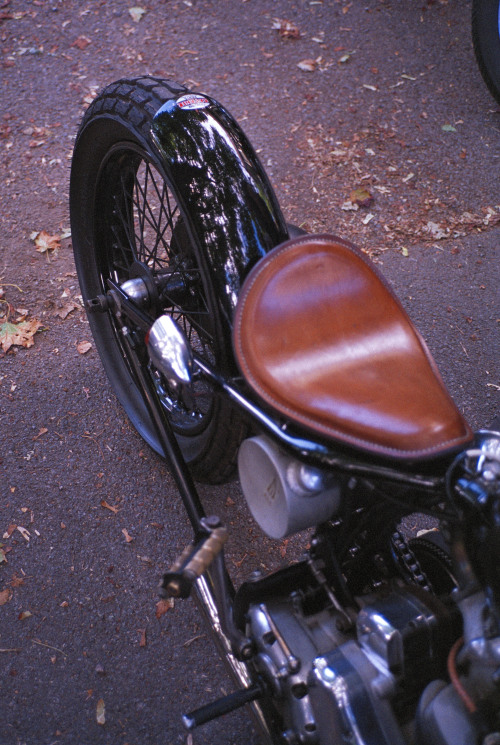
[150,92,289,334]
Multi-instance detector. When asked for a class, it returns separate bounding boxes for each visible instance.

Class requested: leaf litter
[272,18,301,39]
[291,122,500,254]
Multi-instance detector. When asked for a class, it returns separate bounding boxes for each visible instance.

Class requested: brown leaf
[3,524,17,539]
[73,36,91,50]
[0,318,43,352]
[350,187,374,208]
[297,59,317,72]
[33,427,48,441]
[76,340,92,354]
[0,588,12,606]
[155,598,174,619]
[55,300,80,319]
[18,610,32,620]
[32,230,60,255]
[138,628,147,647]
[272,18,300,39]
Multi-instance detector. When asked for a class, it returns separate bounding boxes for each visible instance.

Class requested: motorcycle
[70,76,500,744]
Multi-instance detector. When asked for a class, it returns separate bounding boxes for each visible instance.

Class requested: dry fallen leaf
[55,299,80,319]
[0,318,43,352]
[18,610,32,621]
[129,6,146,22]
[76,341,92,354]
[96,698,105,725]
[3,524,17,539]
[350,187,374,208]
[272,17,300,39]
[32,230,61,257]
[297,59,317,72]
[138,628,147,647]
[341,200,359,212]
[155,597,174,619]
[424,221,449,240]
[0,588,12,606]
[73,35,91,50]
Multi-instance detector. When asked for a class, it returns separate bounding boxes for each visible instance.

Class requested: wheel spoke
[131,164,179,270]
[100,143,218,433]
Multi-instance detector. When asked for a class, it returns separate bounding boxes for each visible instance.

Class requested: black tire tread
[72,76,249,484]
[78,77,187,141]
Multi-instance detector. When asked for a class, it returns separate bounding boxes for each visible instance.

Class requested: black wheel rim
[94,141,217,436]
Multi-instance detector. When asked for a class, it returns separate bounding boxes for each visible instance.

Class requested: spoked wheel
[70,77,247,483]
[472,0,500,104]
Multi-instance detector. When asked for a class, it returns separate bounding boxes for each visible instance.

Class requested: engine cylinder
[238,435,340,539]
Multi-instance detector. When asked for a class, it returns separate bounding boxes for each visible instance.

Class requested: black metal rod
[182,682,265,730]
[120,326,206,533]
[194,354,444,492]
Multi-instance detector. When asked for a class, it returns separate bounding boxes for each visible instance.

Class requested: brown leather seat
[233,234,473,461]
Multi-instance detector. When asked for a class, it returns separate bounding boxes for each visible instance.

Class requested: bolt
[240,642,254,660]
[166,578,181,597]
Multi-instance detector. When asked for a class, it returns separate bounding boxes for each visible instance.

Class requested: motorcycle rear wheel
[472,0,500,104]
[70,77,248,483]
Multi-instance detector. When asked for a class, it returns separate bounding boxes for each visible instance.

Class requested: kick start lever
[160,516,227,599]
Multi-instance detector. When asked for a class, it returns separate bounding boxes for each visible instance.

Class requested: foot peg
[182,681,265,730]
[160,516,227,599]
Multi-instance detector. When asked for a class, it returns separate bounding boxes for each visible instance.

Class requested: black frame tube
[118,324,206,533]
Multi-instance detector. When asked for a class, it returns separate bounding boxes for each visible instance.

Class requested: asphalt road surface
[1,1,499,744]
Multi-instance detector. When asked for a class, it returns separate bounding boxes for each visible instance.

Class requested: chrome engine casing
[246,584,459,745]
[242,434,500,744]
